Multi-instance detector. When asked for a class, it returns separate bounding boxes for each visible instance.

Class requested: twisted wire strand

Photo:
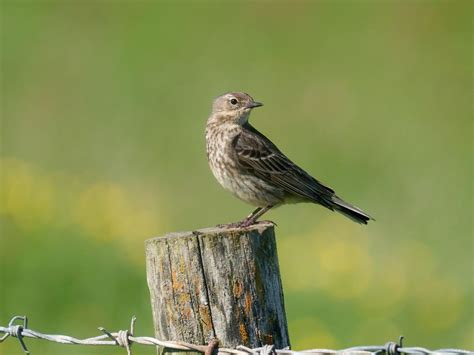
[0,316,472,355]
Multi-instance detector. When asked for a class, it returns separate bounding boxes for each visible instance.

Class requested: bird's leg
[217,207,262,228]
[238,205,274,228]
[217,206,275,229]
[246,207,263,219]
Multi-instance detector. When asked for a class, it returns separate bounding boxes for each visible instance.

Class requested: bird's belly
[209,153,284,207]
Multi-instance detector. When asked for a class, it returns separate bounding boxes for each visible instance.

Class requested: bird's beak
[246,101,263,109]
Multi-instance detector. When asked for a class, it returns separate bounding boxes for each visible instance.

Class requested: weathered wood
[145,222,290,351]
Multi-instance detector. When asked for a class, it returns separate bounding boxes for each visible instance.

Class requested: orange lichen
[199,305,214,334]
[245,291,252,315]
[233,280,243,298]
[171,271,185,292]
[239,323,249,344]
[178,293,191,304]
[182,305,191,319]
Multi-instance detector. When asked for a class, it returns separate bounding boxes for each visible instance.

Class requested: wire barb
[384,341,399,355]
[1,315,473,355]
[98,316,136,355]
[260,344,276,355]
[0,316,30,354]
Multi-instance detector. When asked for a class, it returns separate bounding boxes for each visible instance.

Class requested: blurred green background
[1,0,472,354]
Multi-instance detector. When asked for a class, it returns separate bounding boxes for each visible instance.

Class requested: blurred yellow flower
[0,158,55,231]
[280,218,373,299]
[315,220,372,300]
[74,182,133,241]
[1,157,164,263]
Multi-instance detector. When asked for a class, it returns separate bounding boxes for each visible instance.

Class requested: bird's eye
[230,98,238,105]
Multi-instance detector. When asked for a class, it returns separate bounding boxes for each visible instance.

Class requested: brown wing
[233,124,335,208]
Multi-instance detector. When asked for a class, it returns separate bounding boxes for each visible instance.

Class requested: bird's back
[234,124,372,223]
[235,123,335,206]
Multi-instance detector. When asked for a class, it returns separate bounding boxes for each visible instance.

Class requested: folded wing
[233,124,336,209]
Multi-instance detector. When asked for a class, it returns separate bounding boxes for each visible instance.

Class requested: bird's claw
[216,219,256,229]
[216,215,277,229]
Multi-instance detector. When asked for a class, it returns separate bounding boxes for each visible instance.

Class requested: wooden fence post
[145,222,290,351]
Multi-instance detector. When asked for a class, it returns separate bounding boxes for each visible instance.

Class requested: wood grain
[145,223,289,350]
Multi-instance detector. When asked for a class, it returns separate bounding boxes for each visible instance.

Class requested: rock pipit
[205,92,373,227]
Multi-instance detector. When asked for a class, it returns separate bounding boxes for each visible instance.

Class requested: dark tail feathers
[331,195,373,224]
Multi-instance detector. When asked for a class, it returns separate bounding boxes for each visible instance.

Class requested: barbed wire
[0,316,472,355]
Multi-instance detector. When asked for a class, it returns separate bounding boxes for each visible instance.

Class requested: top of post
[145,222,275,244]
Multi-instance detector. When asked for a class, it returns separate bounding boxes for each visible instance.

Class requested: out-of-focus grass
[1,1,472,354]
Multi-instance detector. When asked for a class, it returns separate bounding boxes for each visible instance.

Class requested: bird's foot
[216,218,257,229]
[238,218,258,228]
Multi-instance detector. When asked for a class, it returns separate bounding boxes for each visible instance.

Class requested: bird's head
[211,92,263,125]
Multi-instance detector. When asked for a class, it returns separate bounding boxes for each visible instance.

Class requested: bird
[205,92,373,227]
